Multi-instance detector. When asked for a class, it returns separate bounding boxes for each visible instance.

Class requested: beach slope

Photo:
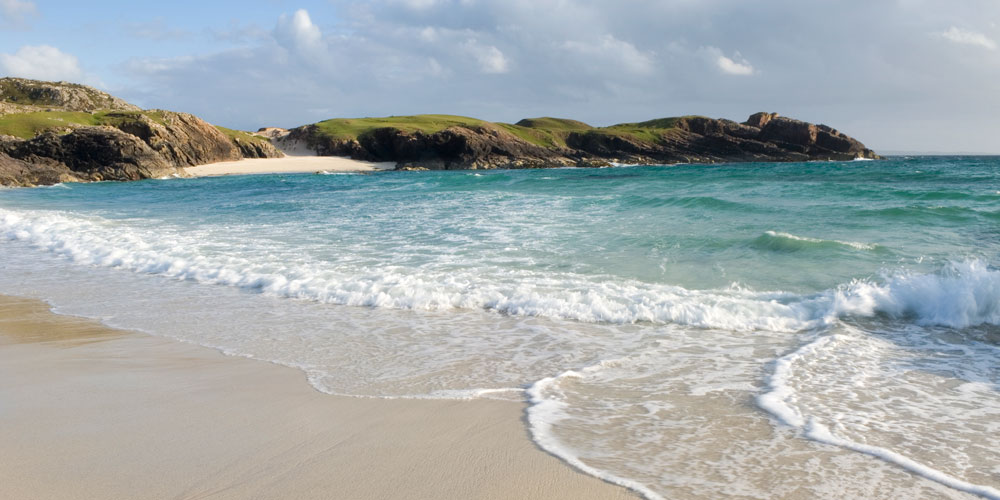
[0,295,635,500]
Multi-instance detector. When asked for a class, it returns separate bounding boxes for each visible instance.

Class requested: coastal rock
[1,127,182,182]
[0,77,139,112]
[744,112,778,129]
[0,80,282,186]
[0,152,81,187]
[232,136,282,159]
[295,124,569,169]
[112,110,247,167]
[287,111,879,171]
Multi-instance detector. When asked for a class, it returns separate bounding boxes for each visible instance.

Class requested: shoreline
[0,294,636,500]
[184,155,397,177]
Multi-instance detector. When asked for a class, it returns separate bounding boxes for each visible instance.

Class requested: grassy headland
[300,113,699,150]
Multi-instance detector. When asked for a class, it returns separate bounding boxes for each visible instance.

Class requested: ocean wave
[2,208,997,331]
[629,195,764,211]
[855,205,989,222]
[750,230,882,252]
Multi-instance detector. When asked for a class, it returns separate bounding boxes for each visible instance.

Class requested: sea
[1,157,999,499]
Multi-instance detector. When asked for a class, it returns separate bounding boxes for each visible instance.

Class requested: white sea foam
[762,230,880,251]
[1,208,997,332]
[527,366,666,500]
[826,260,1000,328]
[759,332,1000,499]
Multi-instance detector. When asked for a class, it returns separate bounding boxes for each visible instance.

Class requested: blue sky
[2,0,1000,153]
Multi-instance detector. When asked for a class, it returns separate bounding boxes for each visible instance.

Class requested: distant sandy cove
[184,155,397,177]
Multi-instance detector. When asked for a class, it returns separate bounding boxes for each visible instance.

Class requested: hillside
[0,78,280,186]
[283,111,879,170]
[0,78,881,186]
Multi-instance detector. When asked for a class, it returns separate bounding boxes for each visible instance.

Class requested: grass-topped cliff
[0,77,880,186]
[285,111,879,169]
[0,78,280,186]
[0,77,139,113]
[299,114,682,150]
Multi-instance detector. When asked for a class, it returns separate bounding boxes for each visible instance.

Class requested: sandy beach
[0,295,635,500]
[184,155,397,177]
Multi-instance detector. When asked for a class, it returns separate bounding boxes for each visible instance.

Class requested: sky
[1,0,999,153]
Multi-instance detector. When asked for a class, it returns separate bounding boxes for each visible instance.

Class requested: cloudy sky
[2,0,999,153]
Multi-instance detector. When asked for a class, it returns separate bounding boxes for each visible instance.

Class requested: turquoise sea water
[2,157,999,498]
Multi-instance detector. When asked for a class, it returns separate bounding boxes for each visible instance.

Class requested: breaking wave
[2,208,997,332]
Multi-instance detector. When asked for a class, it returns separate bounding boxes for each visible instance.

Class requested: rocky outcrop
[290,124,573,170]
[231,136,281,159]
[0,80,282,186]
[0,152,82,187]
[288,112,879,170]
[0,111,286,186]
[111,110,251,166]
[0,77,139,112]
[0,127,181,182]
[561,114,877,164]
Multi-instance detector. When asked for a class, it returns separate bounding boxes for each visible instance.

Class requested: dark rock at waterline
[288,112,880,171]
[0,79,282,187]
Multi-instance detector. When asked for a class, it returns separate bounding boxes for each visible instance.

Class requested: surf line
[757,334,1000,500]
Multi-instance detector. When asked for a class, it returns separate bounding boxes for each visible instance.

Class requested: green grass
[296,113,697,150]
[493,117,596,148]
[597,116,704,145]
[312,114,491,140]
[215,125,271,145]
[514,117,592,131]
[598,126,670,145]
[494,124,563,148]
[0,111,100,138]
[0,110,175,139]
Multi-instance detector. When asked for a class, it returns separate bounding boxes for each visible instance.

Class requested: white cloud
[275,9,325,55]
[463,41,509,74]
[561,35,654,75]
[0,0,35,26]
[116,1,1000,152]
[709,48,754,75]
[941,26,997,50]
[0,45,82,81]
[394,0,440,9]
[126,18,190,41]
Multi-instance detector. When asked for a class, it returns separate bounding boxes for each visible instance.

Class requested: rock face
[290,125,565,170]
[0,152,81,187]
[1,127,176,182]
[0,111,283,186]
[0,79,282,186]
[112,111,248,166]
[288,112,879,170]
[0,77,140,112]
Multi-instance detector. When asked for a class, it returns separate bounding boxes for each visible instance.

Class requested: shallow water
[1,157,998,498]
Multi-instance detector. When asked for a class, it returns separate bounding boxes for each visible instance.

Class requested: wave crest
[2,209,997,331]
[751,231,881,252]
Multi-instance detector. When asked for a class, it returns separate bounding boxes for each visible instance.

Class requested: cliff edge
[0,78,281,187]
[285,112,879,170]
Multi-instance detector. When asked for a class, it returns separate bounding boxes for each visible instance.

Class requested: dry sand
[184,156,396,177]
[0,295,636,500]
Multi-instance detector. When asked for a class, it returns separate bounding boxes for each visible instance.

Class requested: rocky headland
[285,112,879,171]
[0,78,879,187]
[0,78,281,187]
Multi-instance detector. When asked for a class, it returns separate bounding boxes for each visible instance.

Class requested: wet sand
[0,295,635,500]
